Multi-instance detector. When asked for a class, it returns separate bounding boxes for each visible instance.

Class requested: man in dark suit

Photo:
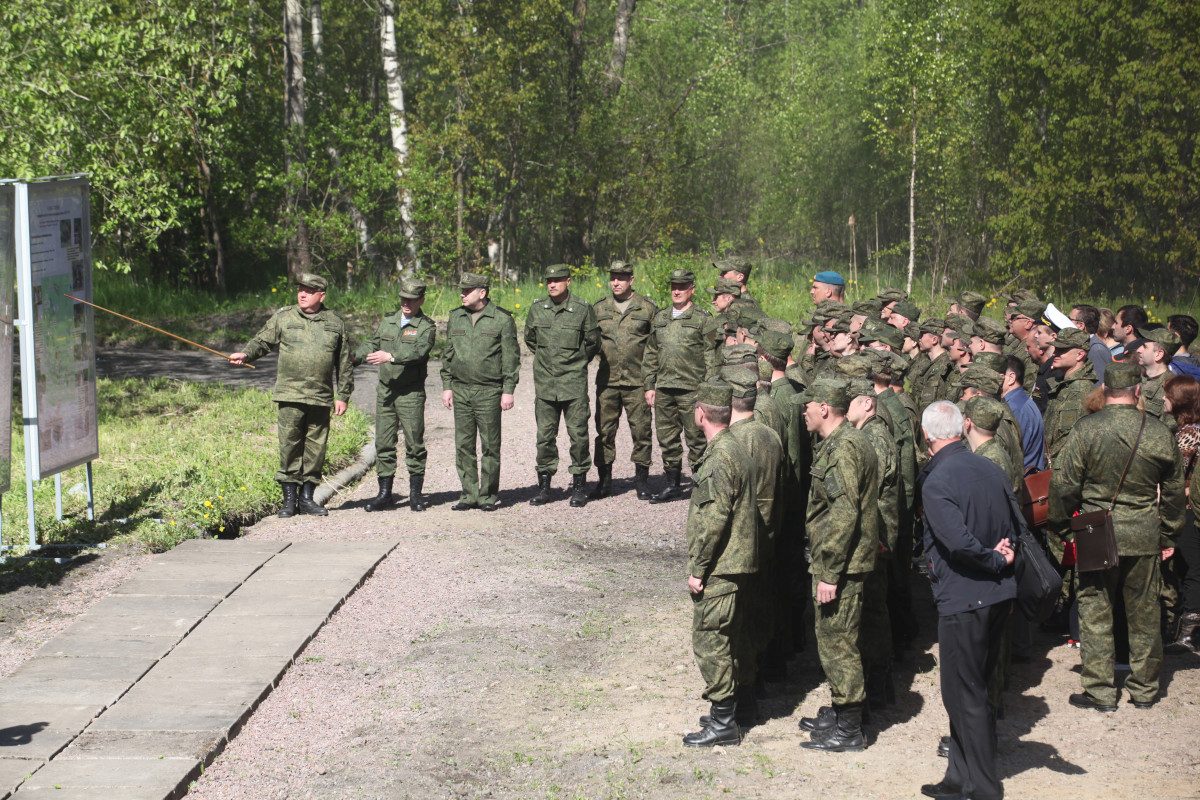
[918,401,1017,800]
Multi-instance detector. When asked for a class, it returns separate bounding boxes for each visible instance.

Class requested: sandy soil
[4,355,1199,799]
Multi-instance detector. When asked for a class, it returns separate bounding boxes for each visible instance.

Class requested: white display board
[18,178,99,479]
[0,183,14,494]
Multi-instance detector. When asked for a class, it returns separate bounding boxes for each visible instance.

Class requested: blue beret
[813,270,846,287]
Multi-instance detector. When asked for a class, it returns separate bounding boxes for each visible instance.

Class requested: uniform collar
[296,304,326,320]
[542,293,575,313]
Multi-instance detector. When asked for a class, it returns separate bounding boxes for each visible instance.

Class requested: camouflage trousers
[592,385,653,468]
[452,386,503,507]
[1075,554,1163,706]
[692,576,741,703]
[275,402,330,485]
[374,386,426,477]
[654,388,706,472]
[534,395,591,475]
[860,561,892,670]
[814,573,866,706]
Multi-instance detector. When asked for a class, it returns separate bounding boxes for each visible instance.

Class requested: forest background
[2,0,1197,303]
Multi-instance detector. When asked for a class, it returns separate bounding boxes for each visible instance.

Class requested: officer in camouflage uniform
[958,365,1024,485]
[798,378,880,752]
[643,269,721,502]
[591,261,658,500]
[1136,326,1179,430]
[1048,361,1186,711]
[1005,299,1043,396]
[524,264,601,507]
[916,319,953,409]
[231,272,353,518]
[715,256,762,316]
[964,397,1022,491]
[1043,327,1096,465]
[440,272,520,511]
[354,278,436,513]
[682,380,759,748]
[709,277,743,343]
[949,290,988,322]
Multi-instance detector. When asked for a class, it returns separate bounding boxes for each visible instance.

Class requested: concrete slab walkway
[0,538,397,799]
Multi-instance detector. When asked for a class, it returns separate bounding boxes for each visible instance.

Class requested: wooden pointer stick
[64,294,255,369]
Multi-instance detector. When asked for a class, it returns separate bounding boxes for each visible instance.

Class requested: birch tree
[283,0,311,278]
[380,0,421,272]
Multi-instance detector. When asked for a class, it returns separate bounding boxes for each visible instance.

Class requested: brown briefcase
[1069,412,1147,574]
[1021,469,1052,529]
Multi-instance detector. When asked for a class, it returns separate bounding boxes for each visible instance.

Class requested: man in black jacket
[918,401,1017,800]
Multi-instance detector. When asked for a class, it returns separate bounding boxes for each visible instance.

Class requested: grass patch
[0,378,369,558]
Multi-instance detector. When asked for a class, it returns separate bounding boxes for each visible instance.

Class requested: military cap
[1052,327,1090,351]
[806,377,851,410]
[668,268,696,285]
[1104,361,1141,389]
[853,299,883,317]
[974,352,1008,373]
[857,324,882,345]
[827,316,852,335]
[397,278,426,299]
[873,324,906,350]
[722,368,758,399]
[964,396,1004,432]
[757,360,774,383]
[919,318,947,336]
[735,304,765,327]
[758,329,793,361]
[696,379,732,407]
[891,299,921,322]
[813,270,846,287]
[459,272,491,290]
[1137,327,1181,349]
[543,264,572,280]
[954,291,988,315]
[1002,288,1040,305]
[865,351,896,383]
[903,322,920,342]
[816,299,846,313]
[608,259,634,274]
[946,328,972,349]
[876,287,908,303]
[972,316,1007,346]
[1011,299,1048,321]
[759,317,794,335]
[714,256,752,278]
[295,272,328,291]
[721,344,758,367]
[945,313,973,333]
[834,355,873,379]
[710,276,742,296]
[847,377,875,399]
[961,365,1003,397]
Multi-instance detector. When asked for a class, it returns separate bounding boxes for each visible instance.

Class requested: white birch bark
[380,0,420,273]
[906,85,917,295]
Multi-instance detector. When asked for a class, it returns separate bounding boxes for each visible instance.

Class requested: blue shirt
[1004,387,1045,471]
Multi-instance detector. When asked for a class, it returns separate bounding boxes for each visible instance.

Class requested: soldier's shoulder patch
[494,305,514,316]
[693,306,711,317]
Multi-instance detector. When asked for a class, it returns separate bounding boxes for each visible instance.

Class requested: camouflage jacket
[996,403,1026,480]
[593,292,658,388]
[753,391,788,445]
[687,427,760,579]
[917,352,954,409]
[975,436,1023,494]
[440,302,521,393]
[642,304,720,391]
[806,420,881,584]
[877,388,917,507]
[353,310,435,392]
[523,292,600,401]
[861,414,899,551]
[1005,335,1038,394]
[727,417,784,548]
[1044,362,1097,464]
[241,305,353,405]
[1141,371,1176,433]
[905,352,932,395]
[1048,405,1186,555]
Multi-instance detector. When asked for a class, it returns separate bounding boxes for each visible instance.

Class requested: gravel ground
[5,353,1200,799]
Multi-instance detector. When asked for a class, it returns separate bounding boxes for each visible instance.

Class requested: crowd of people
[231,263,1199,800]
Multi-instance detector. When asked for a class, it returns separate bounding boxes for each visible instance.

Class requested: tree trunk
[607,0,637,97]
[906,85,917,296]
[380,0,421,274]
[283,0,311,279]
[196,152,227,292]
[558,0,590,264]
[311,0,378,277]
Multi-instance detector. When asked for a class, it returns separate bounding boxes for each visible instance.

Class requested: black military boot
[365,477,394,512]
[1167,610,1200,654]
[298,482,329,516]
[409,475,427,512]
[277,483,298,518]
[588,465,612,500]
[701,687,758,728]
[801,704,865,752]
[529,473,553,506]
[798,705,836,734]
[569,474,588,508]
[648,468,682,504]
[634,465,651,500]
[683,700,741,747]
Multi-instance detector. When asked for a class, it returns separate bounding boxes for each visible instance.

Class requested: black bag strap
[1109,412,1147,511]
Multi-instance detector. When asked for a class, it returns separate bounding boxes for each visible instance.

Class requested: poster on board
[0,184,14,494]
[25,178,98,479]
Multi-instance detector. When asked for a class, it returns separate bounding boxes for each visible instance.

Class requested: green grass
[0,378,369,558]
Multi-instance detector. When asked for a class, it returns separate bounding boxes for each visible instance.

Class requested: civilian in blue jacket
[918,401,1017,800]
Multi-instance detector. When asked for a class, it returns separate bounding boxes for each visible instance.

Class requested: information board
[0,184,14,494]
[24,178,98,479]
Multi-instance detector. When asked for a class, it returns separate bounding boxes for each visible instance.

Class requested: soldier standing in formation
[440,272,520,511]
[524,265,601,507]
[356,278,436,512]
[643,269,721,503]
[230,273,353,518]
[591,261,658,499]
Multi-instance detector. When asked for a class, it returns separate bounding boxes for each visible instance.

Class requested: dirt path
[5,351,1200,799]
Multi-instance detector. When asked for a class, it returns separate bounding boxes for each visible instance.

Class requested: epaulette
[494,305,514,316]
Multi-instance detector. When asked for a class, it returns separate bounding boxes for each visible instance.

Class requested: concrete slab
[82,594,220,620]
[166,623,318,661]
[0,678,130,709]
[13,756,200,792]
[34,630,180,661]
[0,758,38,799]
[250,561,377,583]
[89,698,252,734]
[170,538,288,554]
[11,656,152,686]
[222,578,353,600]
[282,540,398,557]
[12,788,170,800]
[135,655,288,687]
[55,615,199,641]
[118,677,271,710]
[208,593,347,618]
[0,703,103,761]
[59,730,224,761]
[112,578,238,597]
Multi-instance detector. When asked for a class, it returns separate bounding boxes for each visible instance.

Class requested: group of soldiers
[233,263,1197,760]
